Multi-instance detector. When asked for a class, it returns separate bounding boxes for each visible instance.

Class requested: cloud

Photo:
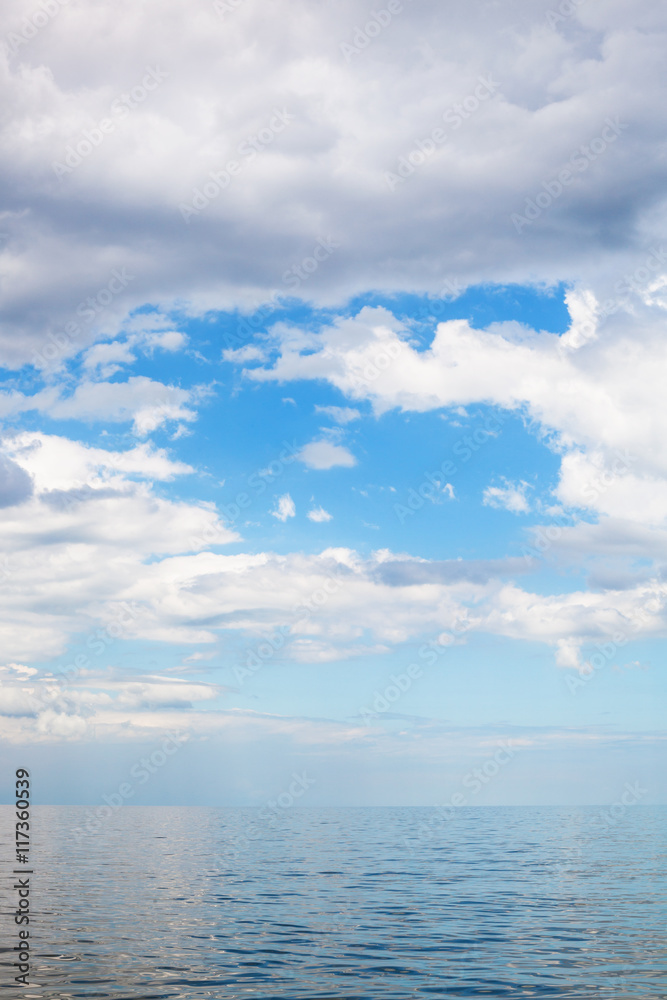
[0,425,664,679]
[307,506,333,522]
[237,299,667,565]
[314,405,361,424]
[271,492,296,521]
[0,453,33,507]
[298,440,356,470]
[0,376,201,435]
[143,331,187,352]
[483,480,531,514]
[555,639,583,670]
[83,340,137,378]
[2,0,667,361]
[223,345,266,363]
[374,558,534,587]
[1,0,666,767]
[0,431,238,661]
[82,330,188,377]
[4,431,194,488]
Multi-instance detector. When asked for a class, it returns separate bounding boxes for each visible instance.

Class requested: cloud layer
[2,0,667,362]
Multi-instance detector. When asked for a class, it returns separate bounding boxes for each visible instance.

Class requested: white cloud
[223,345,266,363]
[4,431,193,489]
[143,331,187,351]
[555,639,583,670]
[0,424,664,682]
[298,440,356,470]
[0,665,221,743]
[307,506,333,522]
[82,331,188,377]
[482,581,667,656]
[483,480,531,514]
[271,492,296,521]
[2,1,667,361]
[0,376,201,434]
[0,431,238,660]
[1,0,667,751]
[314,405,361,424]
[240,300,667,564]
[83,340,137,377]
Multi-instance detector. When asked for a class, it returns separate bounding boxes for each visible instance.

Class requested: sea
[1,805,665,998]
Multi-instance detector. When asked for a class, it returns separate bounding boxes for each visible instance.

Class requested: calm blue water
[1,806,665,998]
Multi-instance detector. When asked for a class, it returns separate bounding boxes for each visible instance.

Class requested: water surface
[1,806,665,998]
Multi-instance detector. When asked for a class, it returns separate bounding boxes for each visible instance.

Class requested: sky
[0,0,666,807]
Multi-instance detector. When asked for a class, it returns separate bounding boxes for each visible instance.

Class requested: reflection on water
[0,806,665,998]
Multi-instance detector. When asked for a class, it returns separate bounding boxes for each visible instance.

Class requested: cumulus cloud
[271,492,296,521]
[2,0,667,763]
[0,432,238,660]
[4,650,656,755]
[483,479,531,514]
[143,331,187,352]
[0,426,664,680]
[2,0,667,362]
[82,330,188,377]
[307,506,333,522]
[0,665,221,743]
[83,340,137,378]
[238,301,667,554]
[0,376,201,435]
[298,440,356,470]
[4,431,194,488]
[0,452,33,507]
[314,405,361,424]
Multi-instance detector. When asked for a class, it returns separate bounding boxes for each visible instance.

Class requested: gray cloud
[374,557,534,587]
[2,0,667,364]
[0,452,33,507]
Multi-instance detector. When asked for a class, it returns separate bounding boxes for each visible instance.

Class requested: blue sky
[1,0,666,807]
